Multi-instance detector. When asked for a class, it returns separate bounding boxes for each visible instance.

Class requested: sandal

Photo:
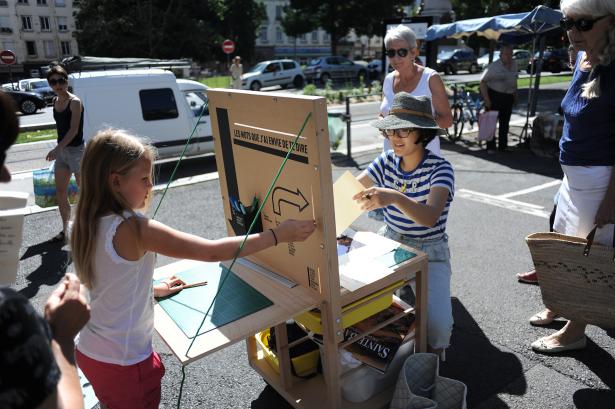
[50,231,65,243]
[531,336,586,354]
[529,310,559,326]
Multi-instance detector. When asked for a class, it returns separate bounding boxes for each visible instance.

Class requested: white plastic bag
[477,110,498,142]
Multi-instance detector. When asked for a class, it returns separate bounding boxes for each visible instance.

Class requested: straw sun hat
[371,92,444,134]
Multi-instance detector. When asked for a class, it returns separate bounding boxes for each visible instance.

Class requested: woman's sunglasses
[386,48,409,58]
[560,15,608,32]
[48,78,67,86]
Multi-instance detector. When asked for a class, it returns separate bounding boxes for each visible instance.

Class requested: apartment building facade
[254,0,416,64]
[0,0,79,78]
[254,0,332,64]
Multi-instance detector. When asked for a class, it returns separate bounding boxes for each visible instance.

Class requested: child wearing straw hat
[354,92,455,357]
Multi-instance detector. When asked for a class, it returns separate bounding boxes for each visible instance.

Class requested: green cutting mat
[374,247,417,268]
[155,263,273,339]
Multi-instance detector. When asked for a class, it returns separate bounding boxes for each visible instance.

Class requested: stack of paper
[0,191,28,285]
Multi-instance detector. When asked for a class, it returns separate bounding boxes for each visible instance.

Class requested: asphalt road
[10,133,615,408]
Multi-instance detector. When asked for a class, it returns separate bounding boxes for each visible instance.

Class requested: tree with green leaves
[282,0,410,55]
[74,0,265,63]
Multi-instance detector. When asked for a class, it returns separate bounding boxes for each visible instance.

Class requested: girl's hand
[274,219,316,243]
[154,275,186,297]
[45,273,90,345]
[352,187,399,211]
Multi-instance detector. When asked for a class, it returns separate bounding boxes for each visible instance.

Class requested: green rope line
[176,112,312,408]
[185,111,312,356]
[152,104,207,219]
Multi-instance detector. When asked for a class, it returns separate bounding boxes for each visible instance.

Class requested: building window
[259,25,268,43]
[311,31,318,44]
[299,34,307,44]
[276,26,283,43]
[275,5,283,20]
[57,16,67,31]
[17,0,28,4]
[0,0,8,7]
[43,40,55,57]
[0,16,11,32]
[60,40,70,55]
[25,40,37,56]
[37,0,47,5]
[21,15,32,31]
[40,16,50,31]
[139,88,179,121]
[55,0,65,5]
[323,32,330,43]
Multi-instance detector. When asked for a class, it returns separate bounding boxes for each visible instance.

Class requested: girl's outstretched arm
[139,218,316,262]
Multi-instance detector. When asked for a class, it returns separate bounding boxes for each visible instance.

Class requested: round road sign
[0,50,16,65]
[222,39,235,55]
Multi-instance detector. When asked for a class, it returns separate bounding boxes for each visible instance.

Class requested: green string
[175,112,313,408]
[152,104,206,219]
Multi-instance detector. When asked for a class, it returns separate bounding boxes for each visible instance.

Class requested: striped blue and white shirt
[367,150,455,239]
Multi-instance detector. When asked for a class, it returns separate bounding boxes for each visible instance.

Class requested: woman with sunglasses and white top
[529,0,615,354]
[380,25,453,157]
[46,65,85,243]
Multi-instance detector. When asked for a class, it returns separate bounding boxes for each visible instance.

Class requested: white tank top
[380,67,441,156]
[76,211,156,366]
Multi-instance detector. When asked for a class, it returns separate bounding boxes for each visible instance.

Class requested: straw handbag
[526,227,615,328]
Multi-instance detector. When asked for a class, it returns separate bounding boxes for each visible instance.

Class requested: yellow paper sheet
[333,171,365,236]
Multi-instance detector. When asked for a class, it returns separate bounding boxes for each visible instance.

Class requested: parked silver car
[241,59,305,91]
[304,56,367,83]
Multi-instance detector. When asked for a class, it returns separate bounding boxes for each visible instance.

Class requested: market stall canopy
[425,5,563,42]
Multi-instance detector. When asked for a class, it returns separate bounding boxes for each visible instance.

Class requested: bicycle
[449,85,483,142]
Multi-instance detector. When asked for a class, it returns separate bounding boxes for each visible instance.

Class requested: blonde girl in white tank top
[72,129,316,409]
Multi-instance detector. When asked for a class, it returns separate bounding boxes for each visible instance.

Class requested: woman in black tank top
[46,65,84,242]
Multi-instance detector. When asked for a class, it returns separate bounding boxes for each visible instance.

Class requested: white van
[69,69,212,159]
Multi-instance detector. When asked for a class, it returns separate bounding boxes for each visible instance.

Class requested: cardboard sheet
[333,171,365,236]
[208,90,338,298]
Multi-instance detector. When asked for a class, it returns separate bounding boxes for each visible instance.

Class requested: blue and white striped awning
[425,6,563,43]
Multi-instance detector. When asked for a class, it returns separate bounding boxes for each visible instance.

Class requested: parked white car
[69,69,213,159]
[241,59,305,91]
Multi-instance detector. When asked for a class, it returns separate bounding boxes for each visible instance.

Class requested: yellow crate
[256,328,320,377]
[294,281,404,335]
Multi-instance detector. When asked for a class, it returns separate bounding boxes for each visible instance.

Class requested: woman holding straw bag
[529,0,615,354]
